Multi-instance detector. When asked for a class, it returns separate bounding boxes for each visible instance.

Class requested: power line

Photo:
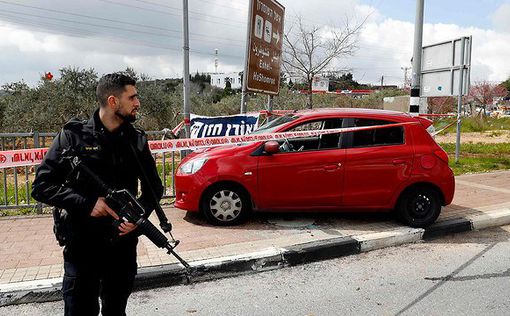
[0,8,171,37]
[0,8,248,50]
[0,2,412,70]
[130,0,180,10]
[0,12,245,60]
[99,0,245,28]
[0,13,179,52]
[99,0,175,15]
[130,0,246,25]
[1,1,413,54]
[0,1,246,44]
[194,0,248,11]
[0,0,177,33]
[0,10,408,66]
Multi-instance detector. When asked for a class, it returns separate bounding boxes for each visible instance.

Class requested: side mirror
[264,141,280,154]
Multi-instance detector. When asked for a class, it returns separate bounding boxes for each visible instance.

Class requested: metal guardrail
[0,131,180,213]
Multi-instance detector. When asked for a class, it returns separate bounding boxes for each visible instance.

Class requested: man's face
[114,85,140,123]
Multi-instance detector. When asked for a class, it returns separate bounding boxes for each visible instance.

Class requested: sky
[0,0,509,87]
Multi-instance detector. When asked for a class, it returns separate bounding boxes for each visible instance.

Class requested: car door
[256,118,346,209]
[342,118,414,208]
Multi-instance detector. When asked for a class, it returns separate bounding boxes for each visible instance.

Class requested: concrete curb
[2,208,510,307]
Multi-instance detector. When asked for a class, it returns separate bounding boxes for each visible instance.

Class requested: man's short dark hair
[96,73,136,107]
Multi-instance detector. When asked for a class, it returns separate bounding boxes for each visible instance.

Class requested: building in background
[210,72,242,89]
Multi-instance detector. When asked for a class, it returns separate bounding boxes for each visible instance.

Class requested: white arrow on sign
[273,31,280,44]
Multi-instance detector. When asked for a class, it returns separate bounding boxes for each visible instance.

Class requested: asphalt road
[2,225,510,316]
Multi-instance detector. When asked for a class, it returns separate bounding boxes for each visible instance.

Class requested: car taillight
[434,149,449,163]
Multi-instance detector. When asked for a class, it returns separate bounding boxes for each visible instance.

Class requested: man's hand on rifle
[91,197,119,219]
[90,197,138,235]
[118,222,137,236]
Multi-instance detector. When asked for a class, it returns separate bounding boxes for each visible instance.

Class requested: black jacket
[32,110,164,242]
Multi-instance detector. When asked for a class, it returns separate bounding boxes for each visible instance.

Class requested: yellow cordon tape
[0,122,417,168]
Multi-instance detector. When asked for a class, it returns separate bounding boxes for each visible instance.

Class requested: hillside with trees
[0,67,416,133]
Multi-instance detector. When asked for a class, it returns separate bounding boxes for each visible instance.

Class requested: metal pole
[455,37,466,163]
[240,0,254,114]
[266,95,273,121]
[410,0,424,114]
[182,0,191,138]
[33,131,43,214]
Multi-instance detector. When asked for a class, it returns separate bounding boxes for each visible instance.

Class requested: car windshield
[250,114,298,135]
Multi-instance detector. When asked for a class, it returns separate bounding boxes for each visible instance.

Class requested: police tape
[148,122,416,153]
[0,122,416,168]
[0,148,49,169]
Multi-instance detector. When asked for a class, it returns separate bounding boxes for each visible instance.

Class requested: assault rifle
[65,154,192,278]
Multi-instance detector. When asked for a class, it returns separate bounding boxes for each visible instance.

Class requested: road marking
[455,179,510,194]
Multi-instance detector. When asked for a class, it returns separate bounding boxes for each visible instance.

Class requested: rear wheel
[396,186,441,228]
[201,185,251,226]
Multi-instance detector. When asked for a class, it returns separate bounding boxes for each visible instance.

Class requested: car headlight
[178,158,208,175]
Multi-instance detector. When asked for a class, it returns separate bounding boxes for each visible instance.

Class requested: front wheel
[396,186,441,228]
[201,185,251,226]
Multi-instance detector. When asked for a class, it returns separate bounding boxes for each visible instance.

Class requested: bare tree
[283,17,364,109]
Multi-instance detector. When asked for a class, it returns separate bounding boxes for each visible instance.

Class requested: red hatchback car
[174,108,455,228]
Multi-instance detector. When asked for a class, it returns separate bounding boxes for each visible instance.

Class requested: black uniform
[32,109,163,316]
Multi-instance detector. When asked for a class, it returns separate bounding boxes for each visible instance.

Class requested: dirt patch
[435,130,510,143]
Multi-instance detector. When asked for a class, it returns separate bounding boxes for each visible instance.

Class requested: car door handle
[392,159,406,165]
[324,164,339,171]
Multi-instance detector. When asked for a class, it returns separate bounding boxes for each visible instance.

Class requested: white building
[210,72,242,89]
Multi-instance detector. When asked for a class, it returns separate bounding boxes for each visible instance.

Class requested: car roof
[291,108,415,122]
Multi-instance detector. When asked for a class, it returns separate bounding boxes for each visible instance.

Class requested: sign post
[455,37,466,163]
[241,0,285,113]
[420,36,472,163]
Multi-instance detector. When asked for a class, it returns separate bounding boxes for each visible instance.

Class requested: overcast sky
[0,0,509,87]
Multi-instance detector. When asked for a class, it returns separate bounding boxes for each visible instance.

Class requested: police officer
[32,73,163,316]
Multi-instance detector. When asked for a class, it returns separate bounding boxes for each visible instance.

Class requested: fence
[0,131,181,213]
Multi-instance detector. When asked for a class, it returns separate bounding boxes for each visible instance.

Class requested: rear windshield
[251,115,298,134]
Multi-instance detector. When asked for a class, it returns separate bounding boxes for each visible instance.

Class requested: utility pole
[410,0,424,114]
[380,75,384,89]
[182,0,191,138]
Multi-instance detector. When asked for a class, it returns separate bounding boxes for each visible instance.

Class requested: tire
[396,186,441,228]
[201,184,251,226]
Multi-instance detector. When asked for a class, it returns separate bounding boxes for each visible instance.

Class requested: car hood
[183,142,258,161]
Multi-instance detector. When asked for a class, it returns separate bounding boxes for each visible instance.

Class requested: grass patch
[0,207,46,217]
[439,142,510,175]
[0,182,37,206]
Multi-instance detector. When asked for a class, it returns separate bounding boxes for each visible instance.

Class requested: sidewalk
[1,170,510,305]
